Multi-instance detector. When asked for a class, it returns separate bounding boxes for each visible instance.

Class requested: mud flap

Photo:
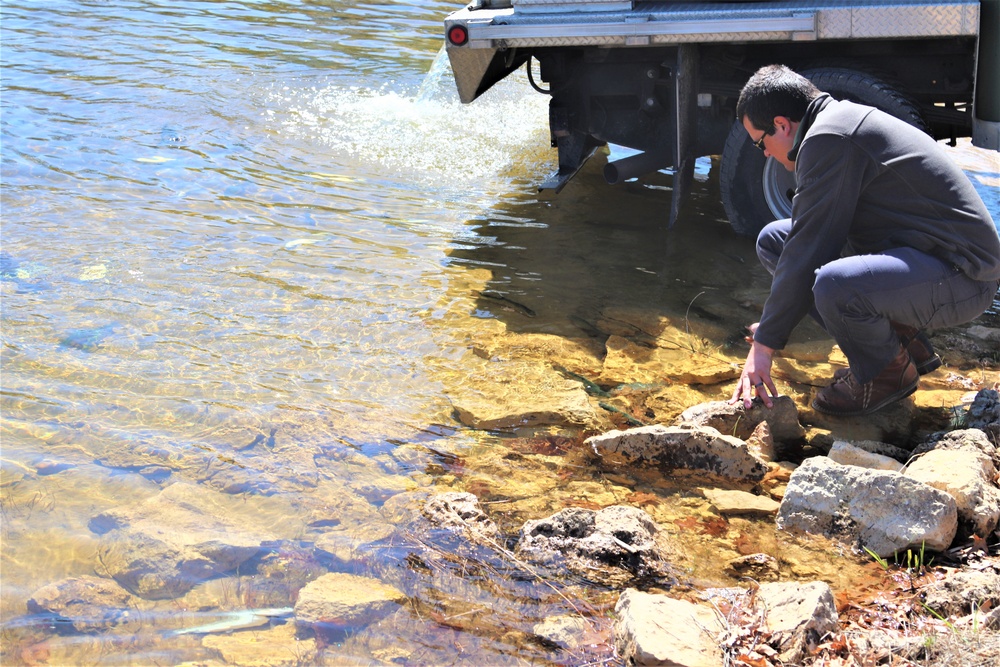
[669,44,698,228]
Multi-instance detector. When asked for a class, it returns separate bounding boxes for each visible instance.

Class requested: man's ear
[772,116,793,136]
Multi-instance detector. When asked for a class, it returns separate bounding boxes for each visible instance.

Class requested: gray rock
[904,446,1000,539]
[92,483,272,599]
[963,389,999,442]
[755,581,839,664]
[678,396,806,445]
[614,589,724,667]
[587,425,768,483]
[26,575,133,632]
[906,428,1000,538]
[294,572,406,630]
[922,569,1000,616]
[516,505,673,585]
[914,428,998,467]
[776,457,957,557]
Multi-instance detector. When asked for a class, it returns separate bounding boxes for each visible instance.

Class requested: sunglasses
[751,131,769,152]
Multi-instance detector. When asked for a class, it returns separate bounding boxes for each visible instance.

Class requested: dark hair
[736,65,823,133]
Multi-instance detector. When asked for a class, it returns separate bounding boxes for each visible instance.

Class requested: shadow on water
[448,150,773,346]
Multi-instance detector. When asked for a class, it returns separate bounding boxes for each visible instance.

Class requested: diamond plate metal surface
[514,0,630,7]
[454,0,979,48]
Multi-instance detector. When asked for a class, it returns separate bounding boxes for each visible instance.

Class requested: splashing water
[262,58,552,199]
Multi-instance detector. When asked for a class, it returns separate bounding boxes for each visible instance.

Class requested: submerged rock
[587,424,768,483]
[725,553,780,581]
[702,488,780,516]
[202,620,316,666]
[293,573,406,632]
[26,575,133,632]
[421,491,501,543]
[91,483,273,599]
[776,457,957,558]
[598,334,739,387]
[451,360,600,430]
[533,614,590,650]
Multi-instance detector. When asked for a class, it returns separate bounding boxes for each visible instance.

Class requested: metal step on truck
[442,0,999,236]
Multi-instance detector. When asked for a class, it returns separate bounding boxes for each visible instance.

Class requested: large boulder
[587,425,768,483]
[904,433,1000,539]
[776,457,957,557]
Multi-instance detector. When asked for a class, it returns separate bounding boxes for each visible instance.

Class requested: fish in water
[473,290,536,318]
[167,607,294,637]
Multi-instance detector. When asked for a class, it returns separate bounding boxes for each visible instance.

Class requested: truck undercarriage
[443,0,999,235]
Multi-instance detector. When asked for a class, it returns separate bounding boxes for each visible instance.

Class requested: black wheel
[720,67,927,238]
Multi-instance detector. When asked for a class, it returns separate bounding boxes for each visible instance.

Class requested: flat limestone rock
[294,573,406,629]
[92,483,273,599]
[27,576,133,632]
[702,488,780,516]
[203,621,316,667]
[828,441,904,471]
[451,359,599,429]
[598,335,739,387]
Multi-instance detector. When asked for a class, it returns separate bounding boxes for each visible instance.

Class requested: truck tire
[720,68,927,238]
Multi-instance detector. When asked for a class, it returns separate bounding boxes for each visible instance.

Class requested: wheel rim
[762,158,797,220]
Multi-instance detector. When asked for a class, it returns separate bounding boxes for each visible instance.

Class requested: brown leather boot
[891,322,942,375]
[833,323,941,380]
[813,347,919,416]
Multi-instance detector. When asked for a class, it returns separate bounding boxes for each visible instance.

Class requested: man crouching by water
[730,64,1000,417]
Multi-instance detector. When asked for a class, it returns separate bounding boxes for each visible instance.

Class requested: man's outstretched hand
[730,323,777,409]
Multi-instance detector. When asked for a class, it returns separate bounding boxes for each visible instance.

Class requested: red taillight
[447,25,469,46]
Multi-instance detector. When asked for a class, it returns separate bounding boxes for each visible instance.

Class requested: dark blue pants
[757,218,1000,383]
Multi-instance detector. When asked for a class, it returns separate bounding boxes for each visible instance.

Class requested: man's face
[742,116,796,172]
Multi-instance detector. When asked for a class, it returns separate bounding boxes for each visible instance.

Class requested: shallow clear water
[2,1,999,664]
